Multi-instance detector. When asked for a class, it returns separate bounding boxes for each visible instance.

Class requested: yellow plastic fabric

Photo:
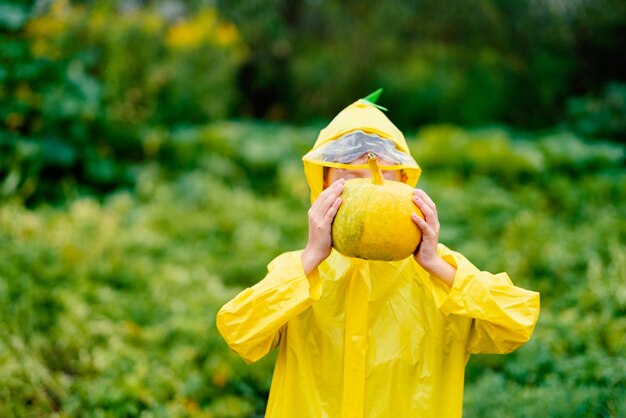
[302,100,421,203]
[217,247,540,417]
[216,97,540,417]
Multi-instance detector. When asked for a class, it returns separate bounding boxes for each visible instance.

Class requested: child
[217,90,540,418]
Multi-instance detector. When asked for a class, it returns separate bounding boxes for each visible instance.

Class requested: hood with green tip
[302,89,421,203]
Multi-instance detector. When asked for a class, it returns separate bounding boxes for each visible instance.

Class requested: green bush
[0,1,244,204]
[0,173,284,417]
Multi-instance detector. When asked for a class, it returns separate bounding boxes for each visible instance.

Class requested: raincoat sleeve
[216,250,322,364]
[426,244,540,354]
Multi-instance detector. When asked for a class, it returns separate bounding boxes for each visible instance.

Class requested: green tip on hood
[359,88,388,111]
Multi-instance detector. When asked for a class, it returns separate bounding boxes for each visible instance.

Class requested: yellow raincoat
[216,96,540,418]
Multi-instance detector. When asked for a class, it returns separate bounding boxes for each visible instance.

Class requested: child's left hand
[411,189,440,267]
[411,189,456,286]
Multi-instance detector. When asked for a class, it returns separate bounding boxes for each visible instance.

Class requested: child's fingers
[312,179,344,216]
[414,189,438,218]
[412,212,431,235]
[323,197,343,223]
[413,195,435,223]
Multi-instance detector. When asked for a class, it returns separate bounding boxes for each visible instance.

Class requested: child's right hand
[301,178,345,275]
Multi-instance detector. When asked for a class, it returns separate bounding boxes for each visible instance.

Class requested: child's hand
[302,178,345,275]
[411,189,456,287]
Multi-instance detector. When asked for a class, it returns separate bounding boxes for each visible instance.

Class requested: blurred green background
[1,0,625,417]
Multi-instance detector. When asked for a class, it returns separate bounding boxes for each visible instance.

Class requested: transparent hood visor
[304,130,417,170]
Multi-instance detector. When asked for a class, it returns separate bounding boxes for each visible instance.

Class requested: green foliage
[0,172,287,417]
[567,83,626,142]
[3,0,626,204]
[0,1,243,203]
[371,45,510,126]
[464,371,625,418]
[1,121,625,416]
[221,0,626,131]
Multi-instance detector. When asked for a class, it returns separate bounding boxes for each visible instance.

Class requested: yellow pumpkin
[331,153,423,261]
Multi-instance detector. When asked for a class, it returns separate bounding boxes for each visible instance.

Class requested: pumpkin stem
[367,152,384,185]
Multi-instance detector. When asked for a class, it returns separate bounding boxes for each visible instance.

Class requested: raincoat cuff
[429,251,477,314]
[304,266,323,301]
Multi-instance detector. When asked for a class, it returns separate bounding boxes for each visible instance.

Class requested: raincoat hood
[302,90,422,203]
